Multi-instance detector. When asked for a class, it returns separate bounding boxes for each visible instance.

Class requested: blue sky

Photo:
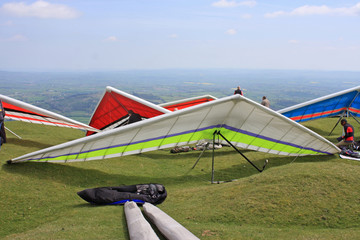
[0,0,360,71]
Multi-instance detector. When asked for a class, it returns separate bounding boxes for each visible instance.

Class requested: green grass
[1,118,360,239]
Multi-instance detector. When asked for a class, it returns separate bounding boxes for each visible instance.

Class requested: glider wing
[0,94,98,132]
[86,86,171,135]
[9,95,339,163]
[278,86,360,122]
[159,95,217,111]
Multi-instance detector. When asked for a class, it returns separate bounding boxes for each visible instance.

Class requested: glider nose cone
[77,189,96,204]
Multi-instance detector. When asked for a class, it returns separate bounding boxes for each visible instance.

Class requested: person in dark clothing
[128,110,142,124]
[234,86,243,95]
[336,119,354,148]
[0,100,6,146]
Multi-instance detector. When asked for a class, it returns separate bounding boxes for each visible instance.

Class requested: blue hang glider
[278,86,360,122]
[278,85,360,135]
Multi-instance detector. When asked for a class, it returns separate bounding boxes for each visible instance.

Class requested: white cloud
[265,2,360,18]
[239,1,257,7]
[226,29,237,35]
[289,40,299,44]
[0,20,13,26]
[1,34,28,42]
[1,0,80,19]
[264,11,286,18]
[104,36,118,42]
[212,0,238,8]
[169,34,178,39]
[241,14,252,19]
[212,0,256,8]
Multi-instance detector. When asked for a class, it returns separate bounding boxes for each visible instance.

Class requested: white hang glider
[8,94,339,164]
[0,94,98,132]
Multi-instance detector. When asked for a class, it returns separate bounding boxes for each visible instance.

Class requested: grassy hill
[1,118,360,239]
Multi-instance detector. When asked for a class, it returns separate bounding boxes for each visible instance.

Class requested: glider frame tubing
[350,112,360,125]
[193,130,268,184]
[214,130,268,174]
[5,126,22,139]
[328,110,360,136]
[191,142,209,169]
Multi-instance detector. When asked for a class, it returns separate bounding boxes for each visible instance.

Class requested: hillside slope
[1,118,360,239]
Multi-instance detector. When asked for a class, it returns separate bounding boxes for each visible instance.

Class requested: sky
[0,0,360,71]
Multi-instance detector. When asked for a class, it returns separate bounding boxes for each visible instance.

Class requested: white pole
[5,126,22,139]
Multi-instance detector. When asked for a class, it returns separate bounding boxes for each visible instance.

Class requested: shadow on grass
[2,150,336,188]
[2,161,251,187]
[3,162,157,187]
[207,154,335,183]
[2,158,271,187]
[7,138,54,149]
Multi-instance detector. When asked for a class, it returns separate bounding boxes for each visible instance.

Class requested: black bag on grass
[77,183,167,205]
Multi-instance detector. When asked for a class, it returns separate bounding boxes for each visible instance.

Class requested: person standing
[336,119,354,148]
[261,96,270,108]
[0,100,6,146]
[234,86,243,96]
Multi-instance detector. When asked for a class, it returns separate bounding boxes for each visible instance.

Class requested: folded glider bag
[77,184,167,205]
[143,202,200,240]
[124,201,160,240]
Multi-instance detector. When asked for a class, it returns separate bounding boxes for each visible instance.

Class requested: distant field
[1,117,360,239]
[0,69,359,123]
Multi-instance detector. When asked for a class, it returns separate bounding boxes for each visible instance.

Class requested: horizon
[1,68,360,73]
[0,69,358,122]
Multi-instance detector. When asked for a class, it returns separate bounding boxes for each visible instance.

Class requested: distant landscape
[0,69,359,123]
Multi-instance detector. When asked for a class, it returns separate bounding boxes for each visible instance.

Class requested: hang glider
[87,87,215,135]
[8,94,339,164]
[159,95,217,111]
[278,86,360,122]
[0,94,98,132]
[86,86,171,136]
